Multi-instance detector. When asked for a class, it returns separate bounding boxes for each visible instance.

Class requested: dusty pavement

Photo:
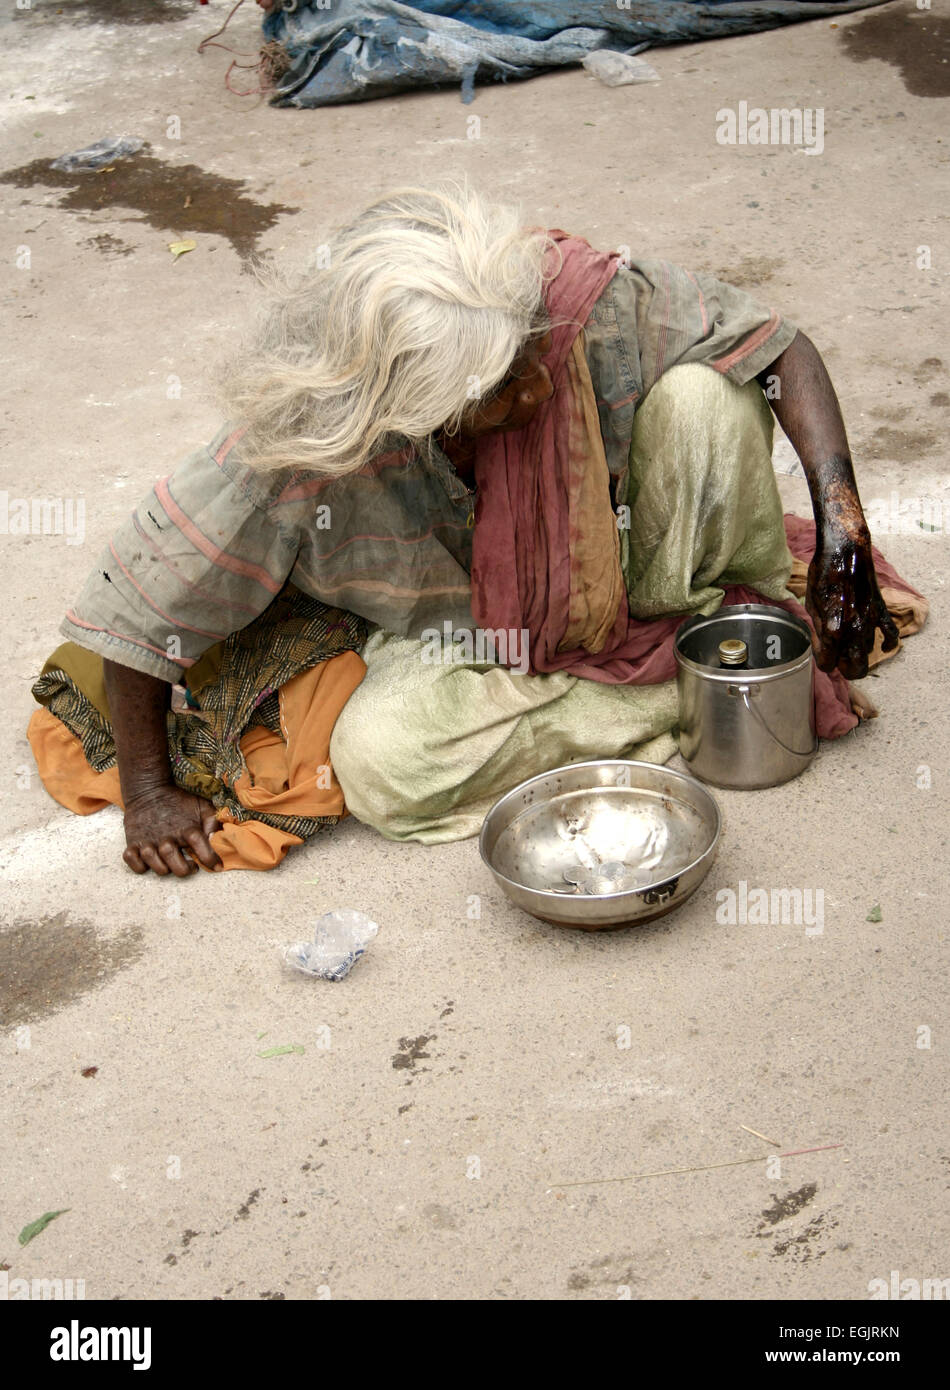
[1,0,948,1302]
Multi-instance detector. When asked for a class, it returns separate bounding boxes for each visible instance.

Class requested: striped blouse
[62,256,797,682]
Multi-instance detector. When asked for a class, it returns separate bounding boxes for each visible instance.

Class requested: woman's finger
[123,845,148,874]
[184,826,223,872]
[157,839,196,878]
[139,843,170,877]
[814,624,840,672]
[878,600,900,652]
[805,586,835,669]
[837,642,870,681]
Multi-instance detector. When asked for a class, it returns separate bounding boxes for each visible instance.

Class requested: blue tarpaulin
[262,0,887,107]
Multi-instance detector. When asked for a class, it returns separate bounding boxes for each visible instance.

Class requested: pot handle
[731,685,819,760]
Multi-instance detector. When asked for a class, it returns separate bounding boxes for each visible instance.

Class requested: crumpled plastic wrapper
[282,909,379,982]
[51,136,144,173]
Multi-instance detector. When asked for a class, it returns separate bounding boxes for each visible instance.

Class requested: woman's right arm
[63,428,301,876]
[103,659,223,876]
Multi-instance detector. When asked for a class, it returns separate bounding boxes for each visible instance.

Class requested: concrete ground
[1,0,947,1302]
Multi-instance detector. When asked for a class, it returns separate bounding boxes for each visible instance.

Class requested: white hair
[218,183,554,476]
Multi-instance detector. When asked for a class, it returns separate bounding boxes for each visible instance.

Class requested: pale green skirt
[331,364,794,842]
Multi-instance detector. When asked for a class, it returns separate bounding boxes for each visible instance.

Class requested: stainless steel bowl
[479,760,721,930]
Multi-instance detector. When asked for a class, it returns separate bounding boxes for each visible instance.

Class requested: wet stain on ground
[0,150,298,260]
[840,6,950,99]
[568,1254,639,1293]
[715,254,784,289]
[84,232,134,258]
[914,357,945,384]
[864,425,937,462]
[391,1034,435,1071]
[753,1183,837,1262]
[758,1182,817,1228]
[422,1202,459,1231]
[235,1188,262,1220]
[164,1191,268,1270]
[771,1213,836,1263]
[22,0,193,25]
[0,912,144,1029]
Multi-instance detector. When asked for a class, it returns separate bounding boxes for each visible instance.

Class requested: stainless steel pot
[674,604,817,789]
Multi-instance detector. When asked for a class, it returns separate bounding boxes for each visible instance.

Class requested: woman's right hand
[123,785,224,876]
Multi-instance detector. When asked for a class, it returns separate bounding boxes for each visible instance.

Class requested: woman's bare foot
[848,684,878,720]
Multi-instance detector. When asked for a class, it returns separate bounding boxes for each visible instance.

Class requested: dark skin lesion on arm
[756,331,899,680]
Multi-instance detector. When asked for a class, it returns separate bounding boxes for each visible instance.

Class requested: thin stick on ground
[549,1143,844,1189]
[740,1124,781,1146]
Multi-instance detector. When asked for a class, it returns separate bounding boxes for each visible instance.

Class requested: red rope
[197,0,252,59]
[197,0,275,100]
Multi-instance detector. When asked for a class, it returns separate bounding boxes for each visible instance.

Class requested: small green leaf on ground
[18,1210,69,1247]
[866,905,883,923]
[255,1031,267,1040]
[168,239,197,262]
[257,1044,305,1059]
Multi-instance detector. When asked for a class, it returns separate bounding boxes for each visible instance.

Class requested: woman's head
[221,183,554,475]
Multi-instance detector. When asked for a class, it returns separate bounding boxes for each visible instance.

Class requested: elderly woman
[30,184,910,876]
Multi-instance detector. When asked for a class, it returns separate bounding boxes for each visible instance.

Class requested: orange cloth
[559,332,627,656]
[26,649,366,871]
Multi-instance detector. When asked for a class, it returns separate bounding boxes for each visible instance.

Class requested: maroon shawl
[469,233,903,740]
